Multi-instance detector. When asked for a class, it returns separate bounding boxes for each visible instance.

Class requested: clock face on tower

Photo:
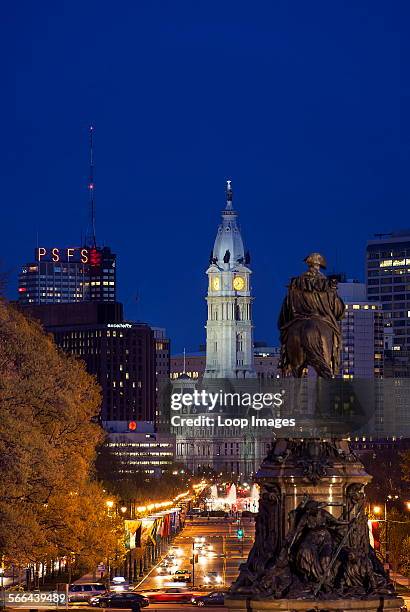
[211,276,220,291]
[233,276,245,291]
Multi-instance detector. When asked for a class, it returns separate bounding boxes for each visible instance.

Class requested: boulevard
[135,516,254,591]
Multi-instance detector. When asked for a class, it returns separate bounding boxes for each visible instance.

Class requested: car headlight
[204,576,210,583]
[216,576,222,583]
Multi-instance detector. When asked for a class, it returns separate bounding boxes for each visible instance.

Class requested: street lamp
[372,495,400,567]
[120,506,127,514]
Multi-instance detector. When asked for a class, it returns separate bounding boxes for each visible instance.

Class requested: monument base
[225,596,405,612]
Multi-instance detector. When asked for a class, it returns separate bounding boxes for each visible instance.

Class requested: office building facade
[20,303,156,423]
[366,232,410,350]
[102,421,175,477]
[338,281,384,378]
[152,327,171,432]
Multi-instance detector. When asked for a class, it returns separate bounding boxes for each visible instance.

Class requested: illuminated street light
[373,505,382,515]
[120,506,127,514]
[106,500,114,509]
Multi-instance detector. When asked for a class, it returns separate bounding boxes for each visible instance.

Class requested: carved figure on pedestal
[231,494,393,600]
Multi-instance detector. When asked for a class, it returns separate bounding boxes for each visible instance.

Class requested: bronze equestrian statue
[228,252,399,604]
[278,253,345,378]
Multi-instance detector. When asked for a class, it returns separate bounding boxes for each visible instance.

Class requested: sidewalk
[74,570,103,584]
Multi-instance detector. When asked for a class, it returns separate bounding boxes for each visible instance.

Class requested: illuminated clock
[212,277,220,291]
[233,276,245,291]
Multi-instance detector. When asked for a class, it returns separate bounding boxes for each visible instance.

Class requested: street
[135,516,254,591]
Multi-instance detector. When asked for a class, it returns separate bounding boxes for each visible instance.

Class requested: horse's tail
[300,321,333,378]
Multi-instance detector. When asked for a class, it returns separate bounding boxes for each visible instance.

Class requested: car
[110,577,130,592]
[146,588,198,603]
[68,583,107,602]
[171,570,191,581]
[192,591,227,606]
[202,572,223,586]
[93,592,149,608]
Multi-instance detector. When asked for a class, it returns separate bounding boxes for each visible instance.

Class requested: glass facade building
[366,232,410,350]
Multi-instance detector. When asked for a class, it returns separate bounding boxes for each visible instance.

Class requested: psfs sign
[35,247,89,263]
[34,247,102,265]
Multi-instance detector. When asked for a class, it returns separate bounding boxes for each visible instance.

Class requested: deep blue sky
[2,1,409,352]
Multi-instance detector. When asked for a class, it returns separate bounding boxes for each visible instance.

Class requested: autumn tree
[0,301,125,575]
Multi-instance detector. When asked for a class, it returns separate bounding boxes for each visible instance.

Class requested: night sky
[2,1,409,352]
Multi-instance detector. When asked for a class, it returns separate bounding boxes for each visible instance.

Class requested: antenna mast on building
[88,125,97,247]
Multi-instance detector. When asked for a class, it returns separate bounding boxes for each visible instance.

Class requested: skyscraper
[366,231,410,350]
[18,127,117,306]
[20,302,157,423]
[51,319,156,422]
[152,327,171,432]
[204,180,256,379]
[338,280,384,378]
[18,245,116,305]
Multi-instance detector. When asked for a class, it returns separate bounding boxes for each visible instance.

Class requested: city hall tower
[204,181,256,379]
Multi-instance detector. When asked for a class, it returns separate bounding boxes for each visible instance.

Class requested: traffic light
[237,527,244,539]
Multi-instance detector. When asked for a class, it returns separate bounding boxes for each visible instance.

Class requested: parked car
[146,588,198,603]
[93,592,149,608]
[192,591,227,606]
[68,583,107,602]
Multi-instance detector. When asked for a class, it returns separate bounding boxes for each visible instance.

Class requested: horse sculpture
[278,253,345,378]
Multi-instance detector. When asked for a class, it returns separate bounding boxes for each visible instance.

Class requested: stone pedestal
[256,438,371,543]
[229,439,399,603]
[225,596,405,612]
